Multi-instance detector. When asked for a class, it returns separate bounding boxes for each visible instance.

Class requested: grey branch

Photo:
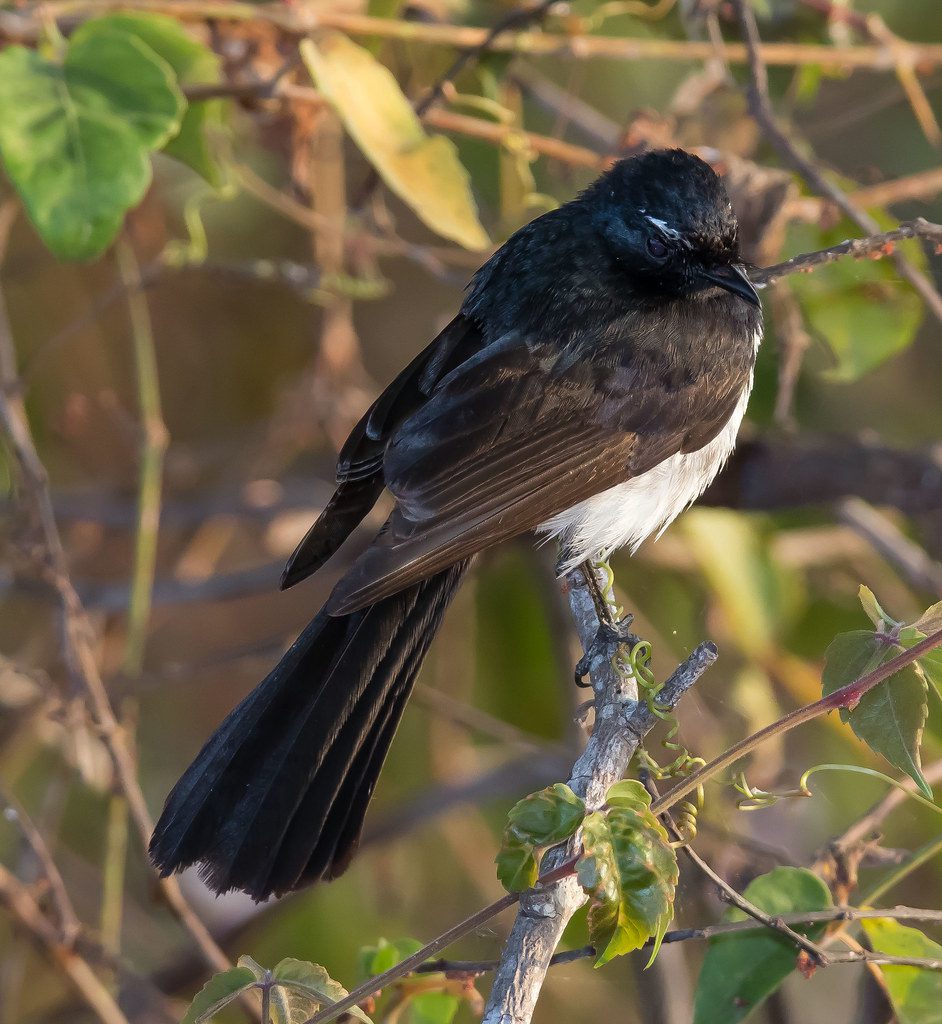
[480,565,716,1024]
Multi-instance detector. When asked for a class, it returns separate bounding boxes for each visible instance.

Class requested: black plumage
[150,149,762,899]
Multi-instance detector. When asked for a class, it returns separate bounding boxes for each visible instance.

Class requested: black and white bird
[150,148,763,900]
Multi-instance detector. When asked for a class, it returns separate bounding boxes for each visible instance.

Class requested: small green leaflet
[576,782,678,967]
[693,868,833,1024]
[822,630,930,797]
[495,783,585,892]
[861,919,942,1024]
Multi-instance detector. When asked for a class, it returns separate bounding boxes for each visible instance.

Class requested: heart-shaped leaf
[0,35,183,259]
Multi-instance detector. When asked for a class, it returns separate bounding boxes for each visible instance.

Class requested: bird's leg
[573,559,640,686]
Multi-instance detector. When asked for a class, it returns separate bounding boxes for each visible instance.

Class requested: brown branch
[704,436,942,517]
[732,0,942,324]
[0,785,81,945]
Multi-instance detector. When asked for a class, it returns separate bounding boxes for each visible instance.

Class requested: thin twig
[414,0,561,117]
[480,567,715,1024]
[645,775,832,965]
[0,784,81,944]
[751,218,942,288]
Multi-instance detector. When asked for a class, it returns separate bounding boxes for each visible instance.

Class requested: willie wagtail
[150,148,763,900]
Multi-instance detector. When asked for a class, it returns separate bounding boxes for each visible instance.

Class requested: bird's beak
[701,263,761,308]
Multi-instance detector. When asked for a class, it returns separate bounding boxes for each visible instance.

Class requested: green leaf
[495,838,538,892]
[300,34,489,251]
[0,38,183,259]
[506,783,586,847]
[861,918,942,1024]
[270,958,373,1024]
[577,804,678,967]
[181,966,256,1024]
[693,867,832,1024]
[72,13,227,185]
[411,991,461,1024]
[787,220,923,381]
[859,584,898,630]
[823,630,930,797]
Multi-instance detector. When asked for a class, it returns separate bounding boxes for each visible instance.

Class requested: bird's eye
[647,237,669,260]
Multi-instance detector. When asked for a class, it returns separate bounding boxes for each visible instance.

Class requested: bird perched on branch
[150,148,762,900]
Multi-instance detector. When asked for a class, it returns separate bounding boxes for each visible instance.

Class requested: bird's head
[585,149,760,308]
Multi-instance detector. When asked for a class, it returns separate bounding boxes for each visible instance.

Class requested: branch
[301,570,716,1024]
[416,905,942,974]
[651,786,832,966]
[480,565,716,1024]
[751,218,942,288]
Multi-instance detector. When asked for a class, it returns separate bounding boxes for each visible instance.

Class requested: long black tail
[149,560,469,900]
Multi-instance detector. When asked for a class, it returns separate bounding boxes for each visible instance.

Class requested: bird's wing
[327,326,753,614]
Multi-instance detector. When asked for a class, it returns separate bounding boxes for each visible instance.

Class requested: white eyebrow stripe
[644,215,692,249]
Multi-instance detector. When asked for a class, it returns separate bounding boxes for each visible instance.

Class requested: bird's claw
[574,614,639,686]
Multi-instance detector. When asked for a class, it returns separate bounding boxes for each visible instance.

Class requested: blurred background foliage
[0,0,941,1022]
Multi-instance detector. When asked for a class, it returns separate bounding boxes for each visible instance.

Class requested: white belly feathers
[539,366,755,574]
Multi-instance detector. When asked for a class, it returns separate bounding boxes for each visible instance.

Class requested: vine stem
[652,626,942,817]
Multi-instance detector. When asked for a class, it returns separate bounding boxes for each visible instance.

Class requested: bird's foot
[574,614,641,687]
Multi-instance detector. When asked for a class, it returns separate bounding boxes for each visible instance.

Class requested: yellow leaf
[301,34,489,252]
